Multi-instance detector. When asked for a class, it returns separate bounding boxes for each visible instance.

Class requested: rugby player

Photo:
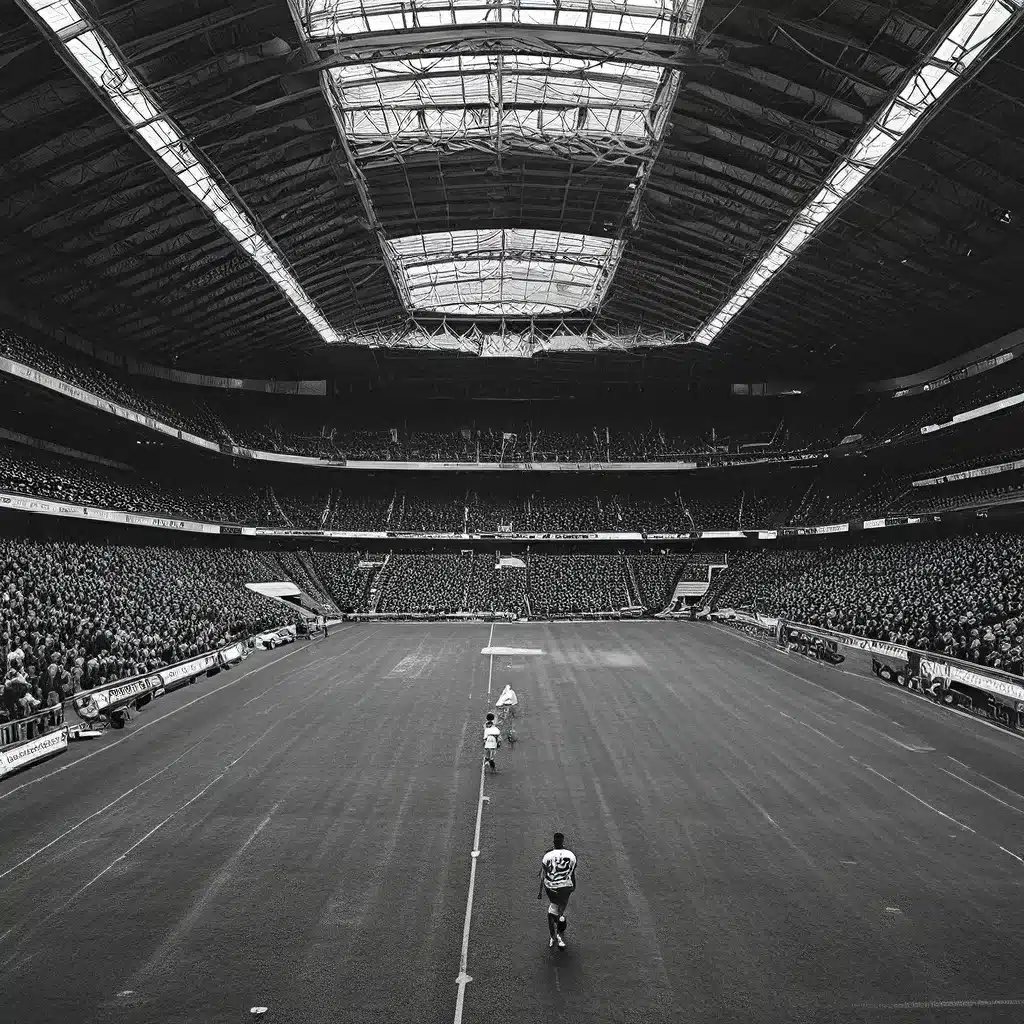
[538,832,577,948]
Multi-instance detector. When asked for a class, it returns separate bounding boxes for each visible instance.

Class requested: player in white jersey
[538,832,577,948]
[482,713,502,772]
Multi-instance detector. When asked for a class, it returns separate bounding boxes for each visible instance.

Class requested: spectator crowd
[6,517,1024,733]
[14,322,1024,468]
[5,436,943,533]
[7,429,1024,537]
[4,328,1024,728]
[710,533,1024,674]
[1,535,296,726]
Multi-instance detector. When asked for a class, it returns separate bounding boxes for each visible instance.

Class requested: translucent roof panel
[688,0,1020,348]
[27,2,340,345]
[307,0,694,38]
[329,55,662,145]
[383,229,623,315]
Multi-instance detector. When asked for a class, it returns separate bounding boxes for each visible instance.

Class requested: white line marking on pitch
[0,763,229,954]
[0,644,306,801]
[485,621,495,698]
[241,628,367,706]
[851,758,975,833]
[0,736,207,881]
[721,771,819,871]
[745,651,936,751]
[939,767,1024,818]
[947,757,1024,805]
[453,759,488,1024]
[777,711,844,747]
[481,647,543,656]
[715,621,1024,747]
[119,804,281,992]
[855,999,1024,1009]
[0,627,380,801]
[0,674,347,959]
[744,650,893,721]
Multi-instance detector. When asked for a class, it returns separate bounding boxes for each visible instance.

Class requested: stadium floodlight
[22,0,342,345]
[382,229,623,315]
[688,0,1024,347]
[306,0,691,38]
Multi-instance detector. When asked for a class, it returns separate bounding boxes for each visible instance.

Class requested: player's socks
[557,916,567,934]
[547,912,558,938]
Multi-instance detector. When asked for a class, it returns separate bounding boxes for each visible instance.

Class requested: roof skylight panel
[26,0,341,344]
[306,0,684,38]
[330,55,660,144]
[28,0,82,33]
[409,271,598,316]
[689,0,1023,347]
[384,229,622,314]
[389,228,616,262]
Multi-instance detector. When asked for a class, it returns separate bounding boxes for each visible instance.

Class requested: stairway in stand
[369,553,394,613]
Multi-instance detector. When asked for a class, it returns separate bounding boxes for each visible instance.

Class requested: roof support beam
[305,25,708,71]
[333,317,687,351]
[15,0,344,345]
[688,0,1024,348]
[283,0,406,309]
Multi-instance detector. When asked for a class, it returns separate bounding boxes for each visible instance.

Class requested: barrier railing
[713,610,1024,732]
[346,611,517,621]
[0,703,65,748]
[0,636,254,781]
[70,638,253,728]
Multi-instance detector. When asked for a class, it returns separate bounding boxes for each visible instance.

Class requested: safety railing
[712,609,1024,732]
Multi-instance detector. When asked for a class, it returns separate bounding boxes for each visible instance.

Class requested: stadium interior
[3,0,1024,1021]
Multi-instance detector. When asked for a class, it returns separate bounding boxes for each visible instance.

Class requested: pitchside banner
[236,456,698,472]
[0,492,219,533]
[780,621,910,662]
[81,675,157,715]
[0,492,949,542]
[74,650,230,721]
[0,357,219,451]
[778,620,1024,712]
[778,621,909,679]
[914,457,1024,487]
[219,642,246,665]
[0,727,68,778]
[159,652,219,691]
[917,655,1024,705]
[712,609,780,639]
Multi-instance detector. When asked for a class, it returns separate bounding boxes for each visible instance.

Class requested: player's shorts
[545,887,572,912]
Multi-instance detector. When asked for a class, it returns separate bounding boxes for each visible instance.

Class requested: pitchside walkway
[2,622,1024,1024]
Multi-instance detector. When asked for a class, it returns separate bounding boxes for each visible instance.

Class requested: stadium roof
[0,0,1023,384]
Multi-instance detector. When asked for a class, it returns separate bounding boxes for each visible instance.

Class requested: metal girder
[15,0,344,347]
[121,7,278,64]
[298,16,694,321]
[681,80,847,150]
[0,221,226,351]
[350,130,657,168]
[304,25,709,71]
[684,0,1024,350]
[669,113,827,180]
[331,317,689,351]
